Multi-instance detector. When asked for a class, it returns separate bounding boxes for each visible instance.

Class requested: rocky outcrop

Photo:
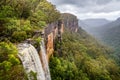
[38,13,79,61]
[44,20,63,61]
[61,13,79,32]
[46,32,54,61]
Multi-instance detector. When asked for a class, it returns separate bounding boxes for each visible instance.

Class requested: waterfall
[18,43,45,80]
[40,39,51,80]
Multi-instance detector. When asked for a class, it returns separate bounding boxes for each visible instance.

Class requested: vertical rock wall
[61,13,79,32]
[44,21,63,61]
[46,33,54,60]
[43,13,79,61]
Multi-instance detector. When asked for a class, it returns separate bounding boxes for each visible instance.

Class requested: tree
[36,0,60,23]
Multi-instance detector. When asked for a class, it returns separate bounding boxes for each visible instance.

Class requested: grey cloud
[49,0,113,7]
[51,0,88,7]
[48,0,120,20]
[96,0,112,5]
[48,0,120,13]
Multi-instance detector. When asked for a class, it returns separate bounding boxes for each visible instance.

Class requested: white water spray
[40,39,51,80]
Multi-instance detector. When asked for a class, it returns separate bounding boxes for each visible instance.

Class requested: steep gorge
[49,14,120,80]
[16,13,80,80]
[0,0,120,79]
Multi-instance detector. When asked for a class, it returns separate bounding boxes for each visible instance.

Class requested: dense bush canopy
[50,28,120,80]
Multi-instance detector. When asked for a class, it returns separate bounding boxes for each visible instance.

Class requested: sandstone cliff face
[44,21,63,61]
[61,13,79,32]
[46,33,54,61]
[43,13,79,61]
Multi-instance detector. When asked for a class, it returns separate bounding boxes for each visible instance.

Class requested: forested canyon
[0,0,120,80]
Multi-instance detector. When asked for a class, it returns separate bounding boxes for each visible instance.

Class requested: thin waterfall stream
[40,39,51,80]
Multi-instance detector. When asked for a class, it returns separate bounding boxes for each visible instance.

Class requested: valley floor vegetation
[50,28,120,80]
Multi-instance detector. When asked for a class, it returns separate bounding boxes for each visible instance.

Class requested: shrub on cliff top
[0,42,27,80]
[11,31,27,42]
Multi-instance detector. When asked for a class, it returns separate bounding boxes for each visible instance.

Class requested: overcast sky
[47,0,120,20]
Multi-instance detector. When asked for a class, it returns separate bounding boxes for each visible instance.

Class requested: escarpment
[42,13,79,61]
[44,20,64,61]
[43,13,79,61]
[61,13,79,32]
[1,11,82,80]
[1,0,120,79]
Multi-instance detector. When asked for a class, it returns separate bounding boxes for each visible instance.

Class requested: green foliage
[8,54,20,65]
[50,57,88,80]
[0,6,15,18]
[0,18,34,42]
[0,42,18,62]
[34,37,42,44]
[0,65,28,80]
[36,0,60,23]
[0,42,19,66]
[29,10,47,28]
[33,37,42,48]
[0,19,33,42]
[5,19,32,32]
[0,0,60,42]
[0,42,27,80]
[0,61,12,71]
[0,0,60,79]
[28,71,37,80]
[100,25,120,65]
[12,31,27,42]
[50,28,120,80]
[0,0,31,19]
